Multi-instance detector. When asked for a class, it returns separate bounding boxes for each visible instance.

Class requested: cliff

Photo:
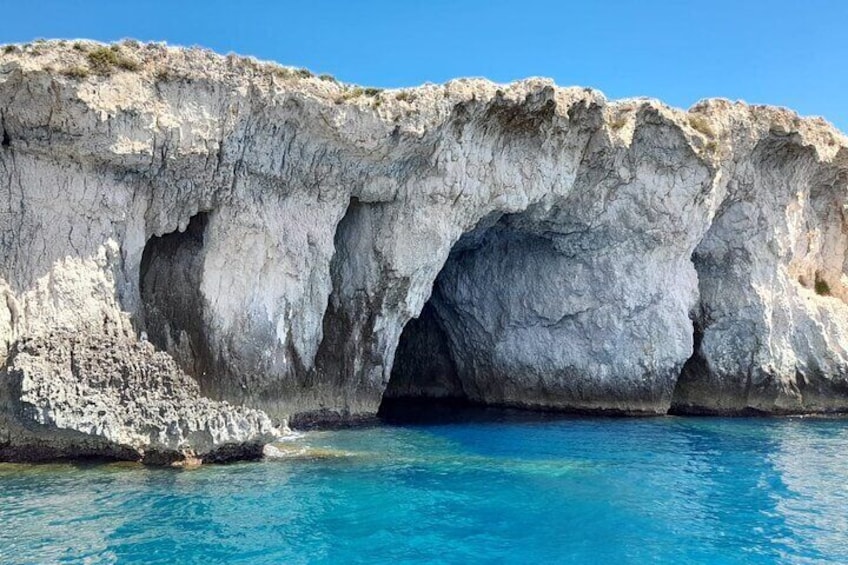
[2,40,848,462]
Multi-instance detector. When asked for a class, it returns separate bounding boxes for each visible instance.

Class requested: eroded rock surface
[1,40,848,457]
[0,329,279,464]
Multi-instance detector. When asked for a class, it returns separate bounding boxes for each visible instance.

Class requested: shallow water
[2,416,848,564]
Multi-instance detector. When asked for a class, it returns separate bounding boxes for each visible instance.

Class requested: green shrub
[72,42,86,52]
[609,116,627,130]
[87,47,121,73]
[395,91,414,102]
[337,86,383,103]
[689,114,715,138]
[62,66,90,79]
[318,73,337,82]
[115,57,140,71]
[269,66,293,79]
[87,45,140,74]
[815,276,831,296]
[295,68,313,78]
[2,45,16,54]
[338,87,364,102]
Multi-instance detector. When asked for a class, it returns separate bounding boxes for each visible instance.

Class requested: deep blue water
[2,416,848,564]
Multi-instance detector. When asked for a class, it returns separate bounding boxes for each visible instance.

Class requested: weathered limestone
[0,329,280,463]
[1,40,848,460]
[671,132,848,413]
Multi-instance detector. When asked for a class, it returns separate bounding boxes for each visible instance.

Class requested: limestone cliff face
[1,41,848,457]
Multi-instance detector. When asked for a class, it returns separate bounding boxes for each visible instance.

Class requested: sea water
[1,416,847,564]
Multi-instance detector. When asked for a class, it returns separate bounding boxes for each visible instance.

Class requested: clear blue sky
[3,0,847,131]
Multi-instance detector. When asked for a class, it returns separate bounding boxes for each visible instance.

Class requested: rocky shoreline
[0,329,280,465]
[2,40,848,463]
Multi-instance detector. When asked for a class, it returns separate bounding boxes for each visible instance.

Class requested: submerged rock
[1,40,848,460]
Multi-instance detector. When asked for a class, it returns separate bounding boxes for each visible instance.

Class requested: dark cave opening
[378,212,547,421]
[378,297,470,421]
[379,204,690,421]
[668,319,709,415]
[139,212,213,385]
[667,212,749,415]
[667,240,720,415]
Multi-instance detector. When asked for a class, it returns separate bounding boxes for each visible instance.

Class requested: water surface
[2,416,847,563]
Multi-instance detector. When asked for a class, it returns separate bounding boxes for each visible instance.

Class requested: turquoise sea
[1,415,847,564]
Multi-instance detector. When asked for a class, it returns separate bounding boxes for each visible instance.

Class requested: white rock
[0,41,846,453]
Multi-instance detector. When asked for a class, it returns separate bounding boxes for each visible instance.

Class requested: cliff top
[1,39,846,163]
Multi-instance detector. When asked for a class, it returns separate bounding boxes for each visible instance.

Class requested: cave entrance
[378,211,558,421]
[378,293,470,421]
[139,211,213,388]
[379,201,690,420]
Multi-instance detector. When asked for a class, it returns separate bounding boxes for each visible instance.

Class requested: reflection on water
[2,416,848,564]
[769,421,848,561]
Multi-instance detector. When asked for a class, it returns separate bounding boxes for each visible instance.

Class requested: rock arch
[380,203,700,418]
